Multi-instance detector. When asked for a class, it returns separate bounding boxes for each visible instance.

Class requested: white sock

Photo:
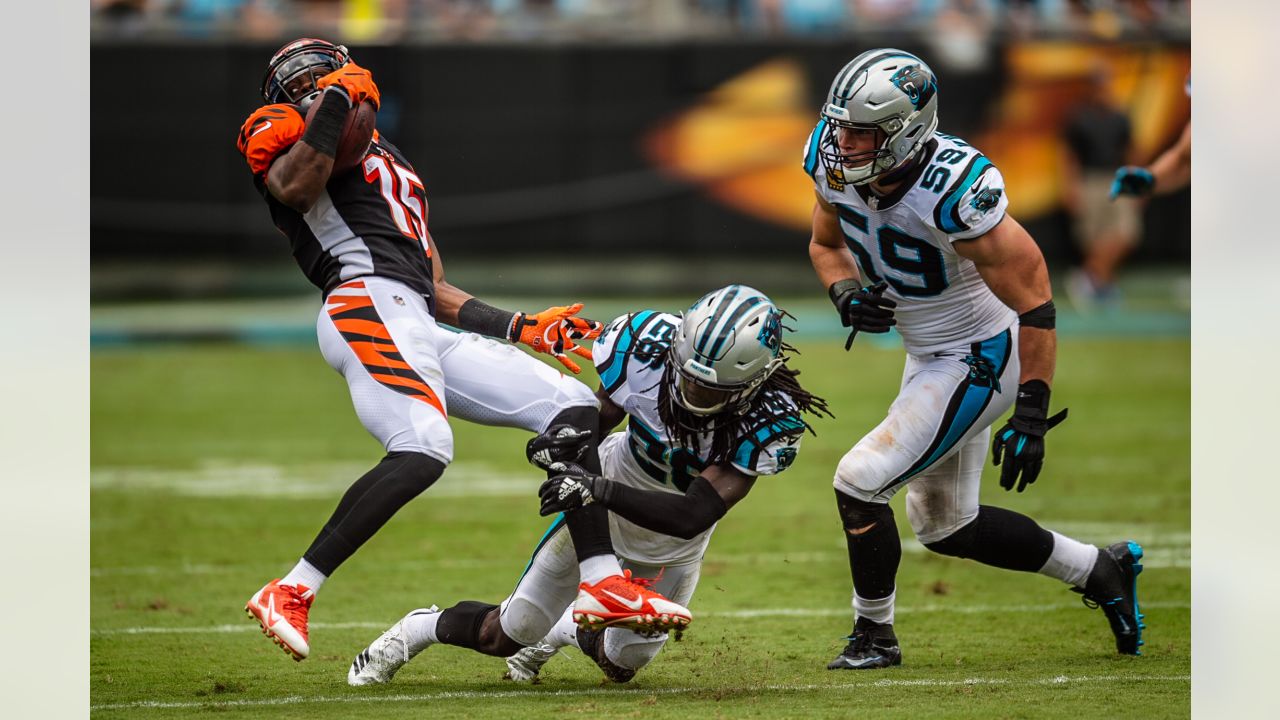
[1039,531,1100,588]
[579,554,623,585]
[854,590,896,626]
[281,558,327,593]
[401,608,442,654]
[549,608,579,649]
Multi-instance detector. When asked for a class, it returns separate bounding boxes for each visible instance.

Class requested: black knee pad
[836,489,894,533]
[385,451,448,496]
[923,518,980,559]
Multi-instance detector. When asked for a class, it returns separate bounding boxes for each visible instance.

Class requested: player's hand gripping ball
[305,97,376,176]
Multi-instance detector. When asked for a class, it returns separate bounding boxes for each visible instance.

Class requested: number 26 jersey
[802,128,1017,355]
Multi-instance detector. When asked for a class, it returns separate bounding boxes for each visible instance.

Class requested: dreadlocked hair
[656,339,834,465]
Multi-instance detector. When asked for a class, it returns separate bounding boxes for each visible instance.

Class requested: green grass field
[90,332,1189,719]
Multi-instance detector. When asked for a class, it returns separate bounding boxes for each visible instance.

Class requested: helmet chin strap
[876,147,925,187]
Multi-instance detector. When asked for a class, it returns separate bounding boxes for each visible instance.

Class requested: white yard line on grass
[91,601,1189,636]
[90,674,1192,712]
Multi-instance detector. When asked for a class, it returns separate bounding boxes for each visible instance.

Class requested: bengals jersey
[236,103,435,302]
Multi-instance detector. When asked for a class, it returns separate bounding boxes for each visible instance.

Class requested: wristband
[299,87,351,158]
[1014,379,1051,419]
[828,278,860,308]
[457,298,517,340]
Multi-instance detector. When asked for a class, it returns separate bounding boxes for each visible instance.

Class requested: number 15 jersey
[236,103,436,303]
[802,128,1016,355]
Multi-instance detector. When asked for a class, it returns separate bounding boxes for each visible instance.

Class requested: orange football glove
[316,61,381,110]
[508,303,602,374]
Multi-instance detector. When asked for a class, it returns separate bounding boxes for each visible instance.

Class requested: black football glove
[537,466,614,516]
[829,279,897,350]
[991,380,1069,492]
[526,424,593,473]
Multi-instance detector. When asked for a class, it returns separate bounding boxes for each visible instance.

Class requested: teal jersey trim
[936,155,993,235]
[804,120,826,177]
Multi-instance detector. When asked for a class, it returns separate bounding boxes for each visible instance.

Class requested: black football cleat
[826,617,902,670]
[1076,540,1146,655]
[576,626,637,683]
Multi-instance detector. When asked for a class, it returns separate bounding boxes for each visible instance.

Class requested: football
[305,97,376,176]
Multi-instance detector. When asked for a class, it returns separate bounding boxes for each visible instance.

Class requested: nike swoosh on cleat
[600,590,646,611]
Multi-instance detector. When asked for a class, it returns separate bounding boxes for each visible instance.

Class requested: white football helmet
[818,49,939,186]
[669,285,785,417]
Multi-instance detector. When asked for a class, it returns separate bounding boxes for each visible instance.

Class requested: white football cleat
[504,641,559,682]
[348,606,438,686]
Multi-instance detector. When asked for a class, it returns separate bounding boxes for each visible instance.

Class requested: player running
[236,38,686,662]
[347,285,831,685]
[803,49,1145,669]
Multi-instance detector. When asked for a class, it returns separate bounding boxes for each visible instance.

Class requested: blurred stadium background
[92,0,1189,317]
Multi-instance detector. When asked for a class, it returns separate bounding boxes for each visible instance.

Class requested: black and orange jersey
[236,103,435,303]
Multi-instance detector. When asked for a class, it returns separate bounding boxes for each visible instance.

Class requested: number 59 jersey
[802,128,1017,355]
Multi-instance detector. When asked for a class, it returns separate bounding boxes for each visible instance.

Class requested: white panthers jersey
[803,128,1017,355]
[591,311,805,563]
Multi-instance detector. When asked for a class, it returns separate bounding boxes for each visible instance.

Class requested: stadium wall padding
[92,39,1189,276]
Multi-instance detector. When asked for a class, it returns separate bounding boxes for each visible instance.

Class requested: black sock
[303,451,446,575]
[550,407,615,562]
[434,600,498,650]
[923,505,1054,572]
[836,489,900,606]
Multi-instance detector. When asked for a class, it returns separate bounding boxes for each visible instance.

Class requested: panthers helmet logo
[889,65,937,111]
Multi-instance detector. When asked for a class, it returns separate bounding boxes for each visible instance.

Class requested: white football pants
[316,276,598,464]
[833,324,1021,543]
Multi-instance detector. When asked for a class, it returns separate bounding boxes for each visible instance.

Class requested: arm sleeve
[596,476,728,540]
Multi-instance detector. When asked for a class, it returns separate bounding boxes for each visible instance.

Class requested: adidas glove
[526,424,593,473]
[991,380,1069,492]
[829,279,897,350]
[538,467,613,516]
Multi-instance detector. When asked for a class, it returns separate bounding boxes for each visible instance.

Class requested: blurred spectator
[926,0,995,71]
[756,0,853,35]
[93,0,150,37]
[1060,64,1143,310]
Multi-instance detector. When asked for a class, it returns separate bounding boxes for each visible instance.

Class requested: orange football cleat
[245,579,314,661]
[573,570,692,637]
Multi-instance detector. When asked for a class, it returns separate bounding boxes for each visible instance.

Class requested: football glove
[316,61,381,109]
[538,466,614,516]
[508,303,602,374]
[1109,166,1154,199]
[829,280,898,350]
[991,380,1069,492]
[526,424,593,473]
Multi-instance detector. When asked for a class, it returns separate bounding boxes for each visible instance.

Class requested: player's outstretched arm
[956,216,1068,492]
[537,464,754,540]
[1111,120,1191,199]
[424,233,601,374]
[264,87,353,211]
